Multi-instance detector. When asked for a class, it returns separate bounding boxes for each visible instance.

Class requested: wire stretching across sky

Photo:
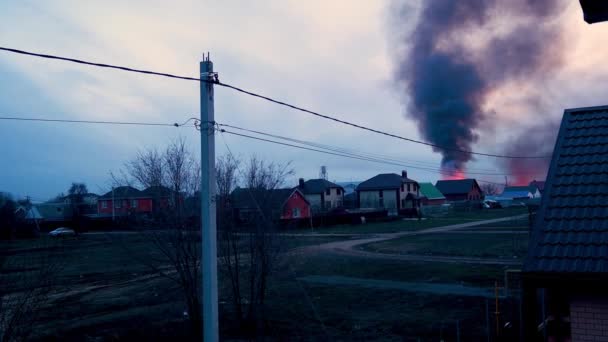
[218,129,507,186]
[0,46,551,159]
[218,123,515,175]
[0,116,199,127]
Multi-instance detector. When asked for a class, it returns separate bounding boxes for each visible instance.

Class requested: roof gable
[300,179,343,194]
[524,106,608,274]
[357,173,418,191]
[231,188,308,210]
[435,179,479,195]
[99,186,143,199]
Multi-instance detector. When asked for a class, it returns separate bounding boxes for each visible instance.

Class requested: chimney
[298,178,305,189]
[402,170,408,179]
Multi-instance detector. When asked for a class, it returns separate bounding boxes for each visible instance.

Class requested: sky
[1,1,608,200]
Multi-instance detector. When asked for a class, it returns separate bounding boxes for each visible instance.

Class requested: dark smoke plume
[395,0,567,174]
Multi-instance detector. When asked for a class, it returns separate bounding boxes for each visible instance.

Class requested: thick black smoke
[396,0,566,173]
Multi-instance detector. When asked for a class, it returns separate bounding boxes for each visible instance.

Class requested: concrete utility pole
[200,53,218,342]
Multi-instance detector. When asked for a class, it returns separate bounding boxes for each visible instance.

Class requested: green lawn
[1,231,523,340]
[286,253,508,287]
[307,207,529,234]
[360,232,529,258]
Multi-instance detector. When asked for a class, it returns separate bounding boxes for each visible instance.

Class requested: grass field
[1,217,525,340]
[360,232,529,258]
[309,207,529,234]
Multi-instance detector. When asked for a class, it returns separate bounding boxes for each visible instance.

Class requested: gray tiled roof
[299,179,343,194]
[357,173,417,191]
[524,106,608,274]
[435,179,479,195]
[99,186,143,199]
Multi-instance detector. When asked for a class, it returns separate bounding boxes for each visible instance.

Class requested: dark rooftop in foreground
[524,106,608,274]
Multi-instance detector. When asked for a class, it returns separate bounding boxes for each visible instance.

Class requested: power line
[219,128,506,186]
[0,116,198,127]
[0,46,550,160]
[218,123,518,176]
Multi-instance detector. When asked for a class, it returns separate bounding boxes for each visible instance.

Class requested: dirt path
[297,214,527,265]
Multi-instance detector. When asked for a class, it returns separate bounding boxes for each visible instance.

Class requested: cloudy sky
[1,1,607,200]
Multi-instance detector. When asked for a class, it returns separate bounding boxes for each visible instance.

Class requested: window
[326,188,330,195]
[293,207,300,218]
[102,201,108,209]
[336,188,341,195]
[115,201,121,208]
[379,190,383,198]
[401,184,404,192]
[337,200,342,207]
[407,183,410,192]
[131,200,137,208]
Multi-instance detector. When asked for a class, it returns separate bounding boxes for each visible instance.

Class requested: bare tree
[126,147,165,189]
[67,183,89,233]
[218,155,293,336]
[481,183,500,196]
[0,238,63,342]
[112,137,203,337]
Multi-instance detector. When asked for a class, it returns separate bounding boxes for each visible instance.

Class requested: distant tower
[319,166,328,180]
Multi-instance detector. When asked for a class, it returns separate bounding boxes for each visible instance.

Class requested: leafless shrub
[0,238,63,342]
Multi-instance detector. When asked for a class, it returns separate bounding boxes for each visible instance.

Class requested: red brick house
[231,187,311,224]
[523,106,608,341]
[435,179,483,202]
[97,186,172,217]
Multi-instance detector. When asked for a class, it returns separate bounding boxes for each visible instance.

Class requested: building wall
[399,182,420,203]
[98,198,153,215]
[570,298,608,340]
[421,198,446,206]
[282,191,310,219]
[359,190,398,210]
[467,186,483,201]
[305,193,322,212]
[324,187,344,209]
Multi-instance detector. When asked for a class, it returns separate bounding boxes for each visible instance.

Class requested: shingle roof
[357,173,417,191]
[524,106,608,274]
[419,183,446,200]
[299,179,343,194]
[99,186,143,199]
[142,186,172,197]
[435,179,479,195]
[231,188,307,210]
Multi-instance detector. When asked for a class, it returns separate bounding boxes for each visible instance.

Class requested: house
[141,185,173,211]
[529,180,546,195]
[435,179,483,202]
[356,170,420,214]
[522,106,608,341]
[231,187,310,223]
[418,183,446,206]
[297,178,344,212]
[97,186,153,217]
[500,185,541,200]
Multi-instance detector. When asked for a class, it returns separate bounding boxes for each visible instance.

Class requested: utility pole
[200,53,218,342]
[112,186,115,222]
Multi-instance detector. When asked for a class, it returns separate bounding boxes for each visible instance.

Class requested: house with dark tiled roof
[435,179,483,202]
[231,187,310,223]
[297,178,344,212]
[522,106,608,341]
[356,170,420,214]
